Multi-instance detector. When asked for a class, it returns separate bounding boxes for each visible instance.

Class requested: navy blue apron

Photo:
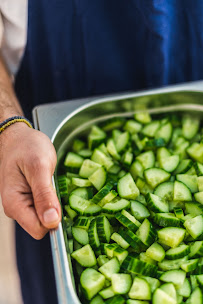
[15,1,203,303]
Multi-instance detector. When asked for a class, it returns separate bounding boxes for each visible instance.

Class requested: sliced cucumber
[71,244,96,267]
[144,168,171,189]
[111,273,132,294]
[146,193,169,213]
[130,200,150,220]
[129,277,151,300]
[165,244,190,260]
[117,173,140,200]
[158,227,185,248]
[80,268,105,300]
[173,181,192,201]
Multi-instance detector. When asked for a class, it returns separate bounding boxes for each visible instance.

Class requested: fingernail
[43,208,59,224]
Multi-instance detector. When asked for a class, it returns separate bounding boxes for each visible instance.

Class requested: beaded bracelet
[0,116,33,134]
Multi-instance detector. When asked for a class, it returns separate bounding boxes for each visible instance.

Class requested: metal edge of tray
[32,80,203,304]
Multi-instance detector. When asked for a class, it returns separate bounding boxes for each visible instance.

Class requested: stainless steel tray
[33,81,203,304]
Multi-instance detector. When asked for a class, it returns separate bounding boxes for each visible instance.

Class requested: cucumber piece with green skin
[139,252,157,265]
[185,287,203,304]
[154,182,174,201]
[97,255,110,267]
[130,200,150,220]
[153,213,182,227]
[158,256,188,271]
[102,198,130,213]
[111,273,132,294]
[91,149,114,171]
[160,155,180,173]
[74,217,90,229]
[196,274,203,287]
[98,190,118,207]
[82,204,102,216]
[106,139,121,161]
[152,288,176,304]
[91,182,114,204]
[64,205,77,220]
[159,283,177,301]
[195,162,203,176]
[130,160,144,179]
[70,187,90,199]
[72,177,92,187]
[176,174,198,193]
[90,295,105,304]
[71,244,97,267]
[129,277,151,300]
[180,259,199,272]
[136,177,154,195]
[115,131,130,153]
[184,215,203,239]
[194,191,203,204]
[140,276,161,293]
[78,148,92,158]
[136,151,155,170]
[105,295,125,304]
[80,268,105,300]
[187,143,203,164]
[158,227,186,248]
[99,286,115,299]
[126,300,150,304]
[144,168,171,189]
[155,122,173,144]
[64,152,84,168]
[88,125,106,150]
[57,175,70,198]
[185,202,203,216]
[177,278,191,298]
[88,219,100,253]
[136,218,157,247]
[112,246,129,264]
[146,242,165,262]
[144,138,165,151]
[115,212,140,232]
[69,194,91,213]
[110,232,130,249]
[197,176,203,191]
[121,209,141,227]
[118,229,146,252]
[173,181,192,201]
[182,115,200,140]
[88,167,106,190]
[174,207,184,219]
[129,259,158,277]
[146,193,169,213]
[96,216,112,243]
[134,111,151,124]
[189,241,203,258]
[159,269,186,288]
[72,138,85,153]
[98,257,120,280]
[123,119,142,134]
[79,159,102,178]
[72,227,89,245]
[174,159,193,174]
[165,244,190,260]
[142,120,160,138]
[117,173,140,200]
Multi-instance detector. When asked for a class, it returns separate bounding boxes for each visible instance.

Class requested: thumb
[28,162,61,229]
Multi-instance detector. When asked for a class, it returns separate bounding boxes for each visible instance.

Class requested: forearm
[0,55,23,120]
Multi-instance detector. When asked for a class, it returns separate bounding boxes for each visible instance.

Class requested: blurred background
[0,199,23,304]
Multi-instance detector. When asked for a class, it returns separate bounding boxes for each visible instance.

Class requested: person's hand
[0,123,61,239]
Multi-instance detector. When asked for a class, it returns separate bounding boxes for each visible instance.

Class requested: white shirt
[0,0,27,75]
